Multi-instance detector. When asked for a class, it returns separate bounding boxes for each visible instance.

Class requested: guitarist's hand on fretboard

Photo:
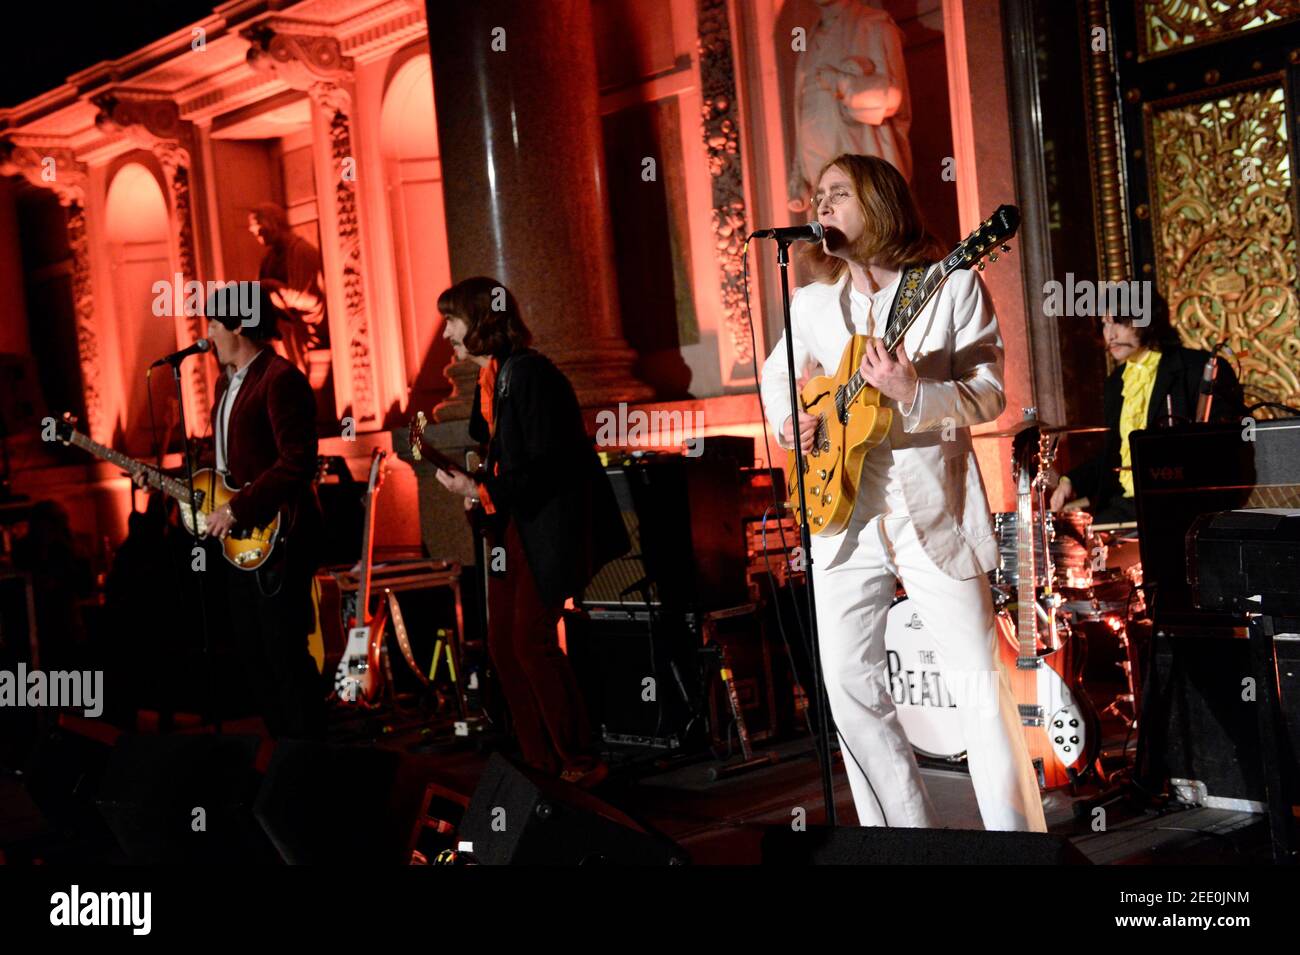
[858,337,919,405]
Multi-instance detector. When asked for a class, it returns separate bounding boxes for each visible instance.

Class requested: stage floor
[2,711,1283,865]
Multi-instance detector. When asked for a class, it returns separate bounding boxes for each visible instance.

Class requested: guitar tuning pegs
[1001,244,1011,253]
[989,253,999,263]
[977,261,986,271]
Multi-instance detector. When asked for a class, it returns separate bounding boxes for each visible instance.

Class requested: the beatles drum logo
[887,614,957,709]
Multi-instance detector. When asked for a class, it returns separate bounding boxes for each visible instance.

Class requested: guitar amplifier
[563,607,707,750]
[582,455,747,612]
[1189,508,1300,616]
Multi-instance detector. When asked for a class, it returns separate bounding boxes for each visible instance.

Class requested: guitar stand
[701,608,778,781]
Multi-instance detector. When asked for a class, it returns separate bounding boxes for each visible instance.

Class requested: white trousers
[809,513,1047,832]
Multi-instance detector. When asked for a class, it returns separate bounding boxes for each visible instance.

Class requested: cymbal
[975,422,1109,439]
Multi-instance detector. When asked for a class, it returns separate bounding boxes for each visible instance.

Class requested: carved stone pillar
[0,144,107,443]
[92,95,212,429]
[244,27,383,430]
[423,0,651,419]
[697,0,756,386]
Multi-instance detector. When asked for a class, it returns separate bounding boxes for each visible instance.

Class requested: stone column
[424,0,651,419]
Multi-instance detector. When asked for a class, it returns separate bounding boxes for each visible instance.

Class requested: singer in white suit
[760,153,1046,832]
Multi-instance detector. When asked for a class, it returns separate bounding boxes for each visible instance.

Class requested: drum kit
[883,415,1146,776]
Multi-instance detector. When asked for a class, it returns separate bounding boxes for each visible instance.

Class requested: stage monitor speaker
[21,722,117,857]
[1136,627,1300,808]
[254,739,459,865]
[0,773,51,861]
[95,733,277,864]
[761,825,1090,865]
[457,753,688,865]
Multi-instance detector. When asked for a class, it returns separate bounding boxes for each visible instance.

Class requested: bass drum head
[884,597,966,761]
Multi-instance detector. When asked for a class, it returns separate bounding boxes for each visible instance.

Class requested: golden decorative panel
[1149,82,1300,410]
[1141,0,1300,59]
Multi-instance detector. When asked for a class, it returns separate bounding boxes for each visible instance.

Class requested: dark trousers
[226,541,325,739]
[488,520,594,774]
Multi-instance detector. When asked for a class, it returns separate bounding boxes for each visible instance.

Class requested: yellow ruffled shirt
[1118,347,1161,497]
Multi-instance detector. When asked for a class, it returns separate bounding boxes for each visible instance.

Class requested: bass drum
[883,597,1016,762]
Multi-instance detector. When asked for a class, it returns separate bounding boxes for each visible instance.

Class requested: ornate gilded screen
[1141,0,1300,60]
[1091,2,1300,413]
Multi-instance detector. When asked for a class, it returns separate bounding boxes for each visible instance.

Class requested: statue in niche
[788,0,912,212]
[248,203,330,376]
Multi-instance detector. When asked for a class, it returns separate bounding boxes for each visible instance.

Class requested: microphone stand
[774,238,837,826]
[165,355,219,734]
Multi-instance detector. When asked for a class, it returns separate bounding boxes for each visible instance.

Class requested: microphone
[749,222,825,243]
[150,339,212,368]
[1195,342,1225,423]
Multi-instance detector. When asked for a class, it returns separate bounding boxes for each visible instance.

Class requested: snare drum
[991,510,1095,590]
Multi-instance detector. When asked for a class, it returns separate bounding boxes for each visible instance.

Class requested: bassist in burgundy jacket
[204,282,324,739]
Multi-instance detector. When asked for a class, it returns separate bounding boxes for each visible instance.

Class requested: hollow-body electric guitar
[55,413,280,570]
[787,206,1020,535]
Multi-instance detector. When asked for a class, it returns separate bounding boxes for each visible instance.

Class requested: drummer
[1049,292,1244,522]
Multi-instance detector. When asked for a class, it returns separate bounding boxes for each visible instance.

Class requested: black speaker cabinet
[1138,627,1300,808]
[564,607,706,750]
[762,825,1091,865]
[458,753,687,864]
[585,456,747,612]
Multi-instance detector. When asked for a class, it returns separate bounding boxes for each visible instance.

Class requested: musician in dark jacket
[1051,295,1245,523]
[201,282,324,739]
[433,277,627,787]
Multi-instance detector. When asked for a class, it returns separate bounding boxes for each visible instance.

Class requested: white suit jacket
[759,269,1005,581]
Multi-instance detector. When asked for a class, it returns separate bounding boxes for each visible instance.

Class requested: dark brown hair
[799,154,944,284]
[1096,287,1179,349]
[205,281,281,343]
[437,277,533,358]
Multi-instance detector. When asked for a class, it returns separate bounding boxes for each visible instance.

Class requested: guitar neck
[1016,484,1037,660]
[843,261,953,405]
[356,469,386,625]
[67,430,196,503]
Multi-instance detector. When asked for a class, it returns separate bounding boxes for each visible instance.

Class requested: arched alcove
[379,52,453,405]
[104,162,174,454]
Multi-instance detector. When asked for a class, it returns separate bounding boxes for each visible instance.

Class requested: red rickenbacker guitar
[997,431,1098,789]
[333,448,388,704]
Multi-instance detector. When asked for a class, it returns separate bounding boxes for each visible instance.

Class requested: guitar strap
[883,262,930,351]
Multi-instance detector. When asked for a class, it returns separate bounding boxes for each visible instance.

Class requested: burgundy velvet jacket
[211,348,321,545]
